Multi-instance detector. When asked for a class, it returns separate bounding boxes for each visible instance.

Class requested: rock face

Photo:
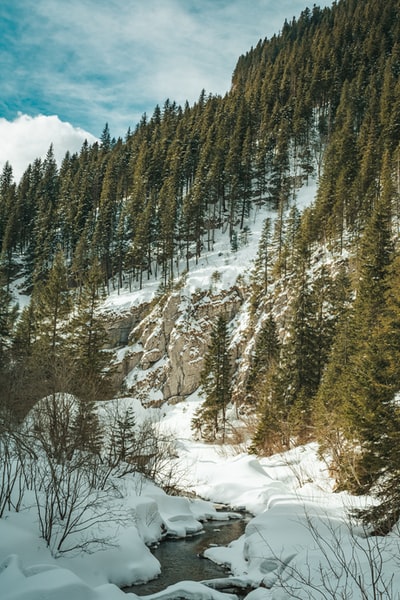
[104,302,153,348]
[108,286,245,404]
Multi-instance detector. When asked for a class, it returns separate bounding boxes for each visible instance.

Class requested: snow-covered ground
[3,179,400,599]
[102,181,318,317]
[2,394,399,600]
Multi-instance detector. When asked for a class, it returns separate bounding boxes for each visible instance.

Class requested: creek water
[124,516,248,596]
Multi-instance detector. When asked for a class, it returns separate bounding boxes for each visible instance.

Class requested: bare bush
[0,394,181,555]
[32,448,122,556]
[0,433,27,516]
[251,511,400,599]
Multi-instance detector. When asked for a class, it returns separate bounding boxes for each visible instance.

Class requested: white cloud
[7,0,333,136]
[2,0,334,158]
[0,114,97,182]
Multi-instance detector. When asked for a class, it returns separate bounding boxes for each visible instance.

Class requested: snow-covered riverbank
[2,392,399,600]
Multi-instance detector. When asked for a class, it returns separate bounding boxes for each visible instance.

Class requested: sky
[0,0,332,180]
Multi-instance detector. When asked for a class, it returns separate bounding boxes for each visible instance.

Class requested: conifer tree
[67,259,112,400]
[92,153,119,287]
[250,218,272,311]
[100,122,112,152]
[316,179,394,490]
[32,146,59,282]
[246,313,279,405]
[0,276,18,404]
[34,249,72,357]
[281,267,318,439]
[192,315,232,441]
[352,251,400,532]
[106,406,140,473]
[70,397,103,456]
[0,162,14,249]
[0,162,18,287]
[18,249,73,404]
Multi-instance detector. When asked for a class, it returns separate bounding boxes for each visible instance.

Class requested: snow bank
[1,402,398,600]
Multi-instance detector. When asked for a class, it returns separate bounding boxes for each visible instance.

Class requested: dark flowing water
[124,517,247,596]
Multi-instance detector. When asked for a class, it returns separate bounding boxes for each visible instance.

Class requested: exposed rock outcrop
[110,286,245,404]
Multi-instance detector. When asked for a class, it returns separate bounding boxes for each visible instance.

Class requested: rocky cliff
[107,283,248,405]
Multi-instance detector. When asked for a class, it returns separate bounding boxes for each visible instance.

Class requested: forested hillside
[1,0,400,532]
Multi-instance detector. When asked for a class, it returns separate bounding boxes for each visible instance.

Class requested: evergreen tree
[280,267,319,440]
[0,162,18,286]
[192,315,232,441]
[100,122,112,152]
[0,162,14,249]
[246,313,279,405]
[316,183,394,490]
[250,218,272,312]
[0,276,18,412]
[32,146,59,282]
[353,252,400,532]
[26,249,73,397]
[92,152,120,287]
[70,397,103,457]
[67,259,112,400]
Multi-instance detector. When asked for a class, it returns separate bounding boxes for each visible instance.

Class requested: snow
[2,394,397,600]
[101,189,284,318]
[2,179,399,599]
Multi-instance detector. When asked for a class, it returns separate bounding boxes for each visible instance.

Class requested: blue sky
[0,0,332,178]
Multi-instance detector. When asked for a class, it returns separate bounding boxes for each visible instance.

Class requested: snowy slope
[103,179,319,407]
[2,178,399,600]
[103,179,318,317]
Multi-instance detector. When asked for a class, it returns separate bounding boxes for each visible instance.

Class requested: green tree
[353,252,400,532]
[316,182,394,491]
[0,276,18,414]
[20,249,74,400]
[280,268,319,440]
[70,397,103,456]
[32,146,59,282]
[0,162,18,286]
[246,313,280,405]
[250,218,272,312]
[192,315,232,441]
[35,249,72,357]
[67,259,113,400]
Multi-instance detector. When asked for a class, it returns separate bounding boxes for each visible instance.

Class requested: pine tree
[106,406,140,474]
[26,249,73,396]
[353,252,400,532]
[32,146,59,282]
[250,218,272,312]
[67,259,113,400]
[246,313,279,405]
[0,276,18,413]
[70,397,103,457]
[92,153,119,287]
[0,162,18,286]
[35,249,72,356]
[280,267,319,440]
[192,315,232,441]
[0,162,14,250]
[100,122,112,152]
[316,179,394,490]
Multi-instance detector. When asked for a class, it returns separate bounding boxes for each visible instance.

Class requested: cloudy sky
[0,0,332,179]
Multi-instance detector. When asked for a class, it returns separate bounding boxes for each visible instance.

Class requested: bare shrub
[31,447,122,556]
[251,511,400,599]
[0,433,27,516]
[1,394,182,555]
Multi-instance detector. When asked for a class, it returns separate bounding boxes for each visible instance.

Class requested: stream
[124,516,248,596]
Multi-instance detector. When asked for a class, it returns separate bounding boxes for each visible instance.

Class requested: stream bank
[124,516,248,596]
